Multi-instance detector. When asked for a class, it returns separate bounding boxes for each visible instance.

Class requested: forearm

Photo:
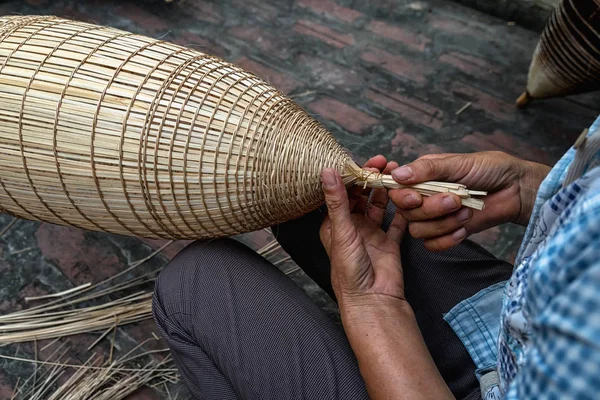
[516,160,552,226]
[340,296,454,400]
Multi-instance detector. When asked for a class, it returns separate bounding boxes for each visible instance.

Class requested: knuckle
[408,223,426,239]
[325,195,344,210]
[424,239,446,252]
[420,200,439,219]
[399,208,419,222]
[416,158,438,177]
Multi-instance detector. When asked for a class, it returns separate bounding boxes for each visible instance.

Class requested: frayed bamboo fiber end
[516,91,532,108]
[342,161,486,210]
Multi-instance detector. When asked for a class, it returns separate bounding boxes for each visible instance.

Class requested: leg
[273,203,513,399]
[152,238,369,400]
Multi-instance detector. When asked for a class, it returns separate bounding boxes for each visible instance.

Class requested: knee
[152,238,242,326]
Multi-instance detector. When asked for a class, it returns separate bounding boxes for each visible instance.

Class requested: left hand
[319,156,408,304]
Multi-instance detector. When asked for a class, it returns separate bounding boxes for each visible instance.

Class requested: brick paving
[0,0,598,398]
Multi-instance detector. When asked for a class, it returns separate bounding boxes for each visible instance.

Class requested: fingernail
[442,195,459,211]
[404,193,420,207]
[456,207,471,223]
[392,166,413,181]
[451,227,467,241]
[322,169,337,189]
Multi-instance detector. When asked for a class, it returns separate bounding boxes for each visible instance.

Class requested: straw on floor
[6,340,180,400]
[0,234,294,346]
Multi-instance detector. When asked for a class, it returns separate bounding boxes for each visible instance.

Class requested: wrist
[515,160,551,226]
[338,293,415,324]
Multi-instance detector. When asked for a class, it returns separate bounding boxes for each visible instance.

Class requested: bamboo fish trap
[0,16,485,240]
[517,0,600,107]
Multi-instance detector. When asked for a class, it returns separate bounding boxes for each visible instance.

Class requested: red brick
[230,26,276,53]
[298,54,362,87]
[58,6,96,23]
[469,227,500,248]
[139,238,191,261]
[391,129,445,157]
[308,97,378,134]
[173,31,227,58]
[461,130,551,165]
[128,386,161,400]
[0,258,9,275]
[35,224,124,284]
[505,244,520,264]
[367,20,431,52]
[294,20,356,48]
[361,48,431,84]
[65,334,109,361]
[297,0,363,23]
[238,0,279,21]
[366,87,444,129]
[114,4,169,33]
[429,14,471,35]
[451,82,514,121]
[0,371,13,400]
[123,320,166,358]
[439,52,502,78]
[19,283,49,300]
[236,230,277,253]
[235,57,301,95]
[186,0,222,24]
[0,299,16,312]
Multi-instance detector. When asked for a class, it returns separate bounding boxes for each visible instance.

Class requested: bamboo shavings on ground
[5,339,180,400]
[0,292,153,344]
[0,242,172,345]
[9,341,70,400]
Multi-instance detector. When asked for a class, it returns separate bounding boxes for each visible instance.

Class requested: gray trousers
[152,206,513,400]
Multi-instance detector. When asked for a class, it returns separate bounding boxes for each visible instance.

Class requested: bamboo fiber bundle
[0,16,485,240]
[516,0,600,107]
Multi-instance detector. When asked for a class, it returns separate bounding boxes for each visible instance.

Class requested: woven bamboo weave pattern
[0,15,350,239]
[517,0,600,106]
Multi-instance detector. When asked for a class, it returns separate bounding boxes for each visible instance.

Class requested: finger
[348,185,364,211]
[353,156,386,212]
[384,161,399,172]
[355,167,381,214]
[319,217,333,256]
[366,161,398,224]
[362,154,387,170]
[417,153,459,161]
[398,193,462,221]
[388,188,423,210]
[387,210,407,243]
[423,227,468,252]
[391,155,461,184]
[322,168,355,238]
[408,207,472,239]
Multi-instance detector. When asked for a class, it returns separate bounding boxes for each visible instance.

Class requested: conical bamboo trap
[517,0,600,107]
[0,15,485,240]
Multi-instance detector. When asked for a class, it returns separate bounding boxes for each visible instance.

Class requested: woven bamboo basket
[517,0,600,107]
[0,16,484,240]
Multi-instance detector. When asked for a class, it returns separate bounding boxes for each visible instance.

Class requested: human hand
[319,156,408,305]
[389,151,551,251]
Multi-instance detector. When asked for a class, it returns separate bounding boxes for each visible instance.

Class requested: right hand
[388,151,551,251]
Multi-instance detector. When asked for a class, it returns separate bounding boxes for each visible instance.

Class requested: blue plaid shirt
[445,115,600,399]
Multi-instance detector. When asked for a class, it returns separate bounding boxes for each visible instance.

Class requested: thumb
[391,156,456,184]
[321,168,354,236]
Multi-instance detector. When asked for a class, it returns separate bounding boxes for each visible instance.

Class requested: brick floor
[0,0,599,398]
